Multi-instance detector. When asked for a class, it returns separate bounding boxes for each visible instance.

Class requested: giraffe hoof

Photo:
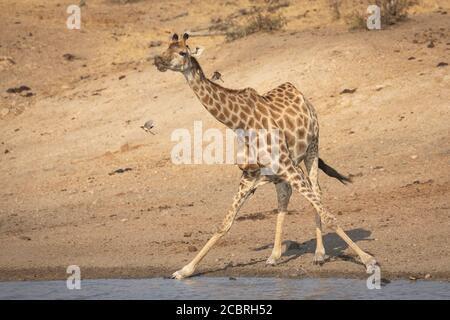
[266,256,279,266]
[171,270,186,280]
[313,253,329,266]
[171,267,193,280]
[364,257,378,271]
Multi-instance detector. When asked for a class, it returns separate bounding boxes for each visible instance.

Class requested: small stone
[340,88,357,95]
[424,273,432,279]
[437,62,448,67]
[63,53,77,61]
[188,245,198,252]
[120,218,128,222]
[229,277,237,280]
[1,108,9,117]
[409,276,417,281]
[6,85,31,94]
[19,236,31,241]
[183,232,192,237]
[119,75,126,80]
[427,41,435,48]
[410,155,418,159]
[149,40,162,48]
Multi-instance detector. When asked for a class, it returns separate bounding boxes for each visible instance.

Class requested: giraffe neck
[183,57,250,130]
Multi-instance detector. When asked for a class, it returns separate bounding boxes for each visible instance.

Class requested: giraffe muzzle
[154,55,168,72]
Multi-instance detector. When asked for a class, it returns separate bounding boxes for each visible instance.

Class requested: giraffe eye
[179,51,187,56]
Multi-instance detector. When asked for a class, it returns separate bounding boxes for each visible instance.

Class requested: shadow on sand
[195,228,375,277]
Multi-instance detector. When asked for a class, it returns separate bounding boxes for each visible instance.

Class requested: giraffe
[154,33,377,279]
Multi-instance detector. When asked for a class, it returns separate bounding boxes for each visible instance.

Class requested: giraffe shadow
[253,228,374,266]
[194,228,374,278]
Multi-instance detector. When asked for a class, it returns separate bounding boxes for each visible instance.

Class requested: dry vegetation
[344,0,417,30]
[376,0,416,25]
[225,11,287,41]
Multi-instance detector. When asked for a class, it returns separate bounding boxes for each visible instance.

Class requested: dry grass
[376,0,415,25]
[329,0,342,20]
[226,12,287,41]
[345,10,367,30]
[345,0,416,30]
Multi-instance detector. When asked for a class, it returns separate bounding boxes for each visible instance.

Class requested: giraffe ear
[190,46,204,58]
[171,33,179,42]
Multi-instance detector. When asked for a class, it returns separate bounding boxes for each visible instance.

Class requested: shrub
[226,12,287,41]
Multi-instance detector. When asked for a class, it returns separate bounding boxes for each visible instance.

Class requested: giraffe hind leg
[282,162,377,271]
[304,141,328,265]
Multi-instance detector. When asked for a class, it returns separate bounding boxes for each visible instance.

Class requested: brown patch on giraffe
[258,105,269,116]
[286,92,295,99]
[295,141,307,154]
[254,111,261,121]
[261,117,269,128]
[274,102,285,109]
[248,99,255,109]
[209,108,219,117]
[286,108,297,117]
[285,117,295,130]
[285,131,296,147]
[217,113,226,122]
[219,92,227,103]
[201,95,210,105]
[241,105,251,114]
[296,128,306,139]
[301,104,308,113]
[239,111,247,120]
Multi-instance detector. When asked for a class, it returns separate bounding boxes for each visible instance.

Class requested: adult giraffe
[154,33,377,279]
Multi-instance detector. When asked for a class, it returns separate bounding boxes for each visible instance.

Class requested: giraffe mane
[189,56,247,94]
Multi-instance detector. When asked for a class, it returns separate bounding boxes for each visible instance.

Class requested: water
[0,277,449,300]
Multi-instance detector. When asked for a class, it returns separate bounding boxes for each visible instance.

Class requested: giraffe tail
[318,158,352,185]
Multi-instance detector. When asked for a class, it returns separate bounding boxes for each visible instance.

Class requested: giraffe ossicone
[154,32,377,280]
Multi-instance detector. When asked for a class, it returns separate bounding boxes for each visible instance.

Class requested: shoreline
[1,266,449,282]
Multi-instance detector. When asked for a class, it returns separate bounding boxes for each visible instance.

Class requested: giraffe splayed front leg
[172,171,269,279]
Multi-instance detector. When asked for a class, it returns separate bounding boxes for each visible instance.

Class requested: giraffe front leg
[266,182,291,266]
[282,163,377,271]
[266,211,286,266]
[171,172,266,279]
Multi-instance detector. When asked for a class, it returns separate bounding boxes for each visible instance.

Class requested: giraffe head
[154,33,204,73]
